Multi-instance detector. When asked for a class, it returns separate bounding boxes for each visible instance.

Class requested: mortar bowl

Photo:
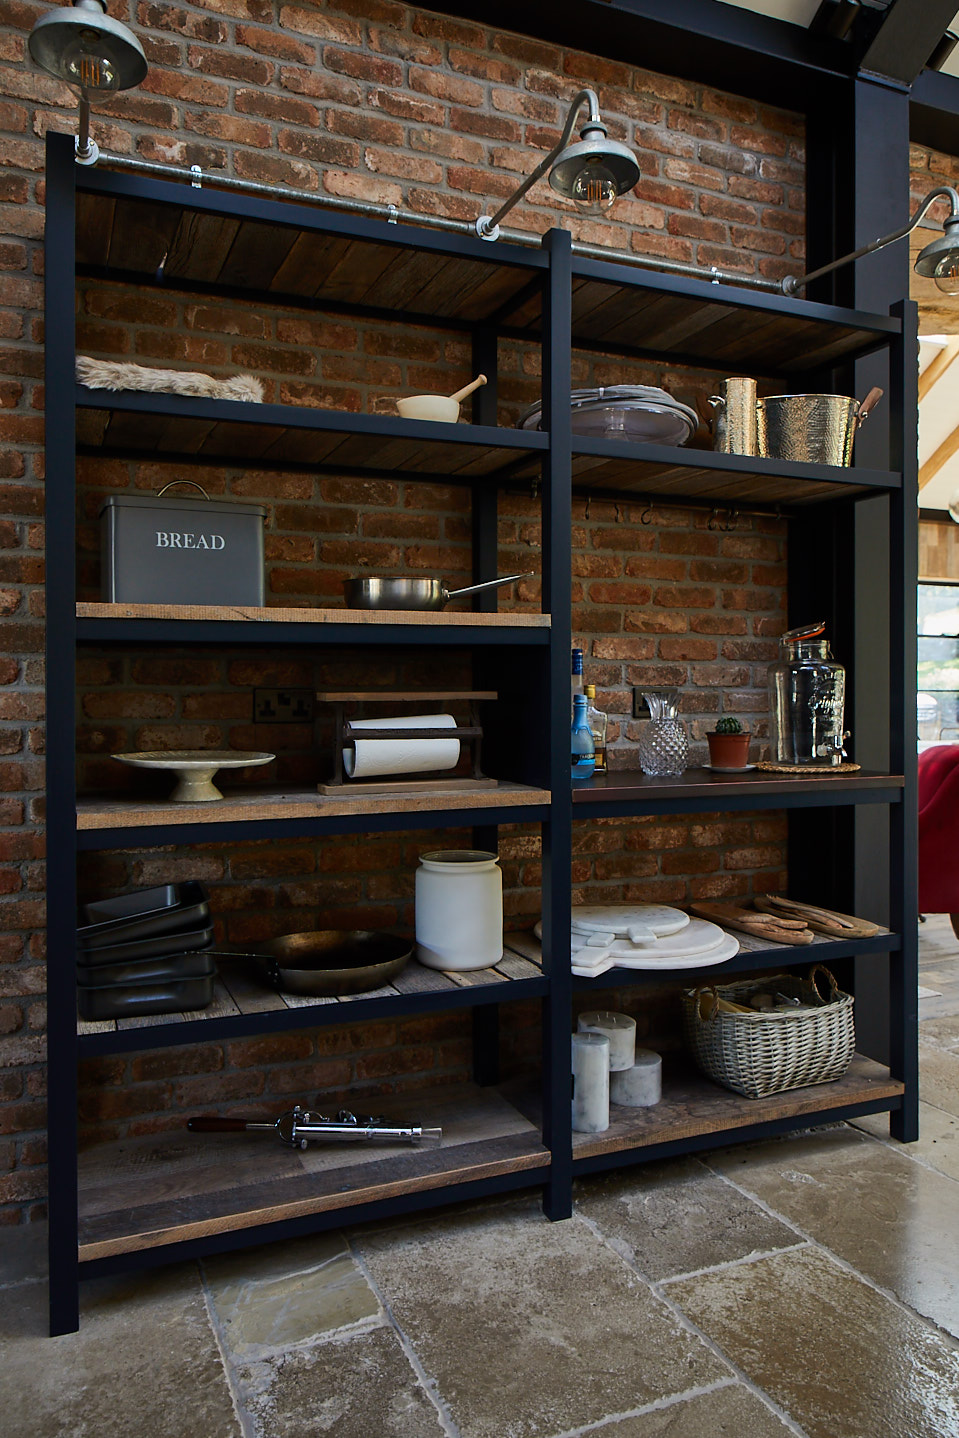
[396,394,460,423]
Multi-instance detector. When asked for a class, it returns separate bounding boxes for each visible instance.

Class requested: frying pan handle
[187,1116,251,1131]
[444,571,535,600]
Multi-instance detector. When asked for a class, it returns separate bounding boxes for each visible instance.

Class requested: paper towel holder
[315,690,499,796]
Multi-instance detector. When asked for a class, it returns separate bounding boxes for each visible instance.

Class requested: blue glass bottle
[571,692,596,781]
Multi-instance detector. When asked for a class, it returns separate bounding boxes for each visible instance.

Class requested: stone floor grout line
[543,1378,741,1438]
[706,1161,959,1347]
[195,1258,259,1438]
[346,1235,463,1438]
[573,1211,812,1438]
[654,1240,811,1287]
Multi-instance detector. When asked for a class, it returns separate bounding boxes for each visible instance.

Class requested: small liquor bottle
[571,692,596,781]
[571,648,584,718]
[584,684,608,772]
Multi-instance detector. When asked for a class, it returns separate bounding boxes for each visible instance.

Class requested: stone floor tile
[708,1126,959,1337]
[544,1383,796,1436]
[574,1157,800,1281]
[232,1323,446,1438]
[0,1219,47,1289]
[0,1266,241,1438]
[354,1201,728,1438]
[203,1231,380,1353]
[920,1042,959,1116]
[666,1246,959,1438]
[853,1100,959,1180]
[919,1014,959,1050]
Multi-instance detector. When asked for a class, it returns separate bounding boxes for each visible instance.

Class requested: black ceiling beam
[911,67,959,152]
[855,0,957,87]
[432,0,853,112]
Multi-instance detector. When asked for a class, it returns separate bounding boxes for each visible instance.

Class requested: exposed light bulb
[934,253,959,297]
[570,161,618,214]
[61,28,118,91]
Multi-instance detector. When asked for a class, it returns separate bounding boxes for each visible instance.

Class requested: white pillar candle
[577,1010,636,1072]
[571,1032,610,1134]
[610,1049,662,1108]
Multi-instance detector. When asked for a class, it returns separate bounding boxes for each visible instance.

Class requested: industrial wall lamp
[28,0,147,165]
[475,89,641,241]
[781,185,959,298]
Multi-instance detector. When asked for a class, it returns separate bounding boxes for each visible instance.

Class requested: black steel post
[889,295,920,1143]
[44,131,81,1334]
[848,82,910,1072]
[540,228,573,1220]
[471,325,500,611]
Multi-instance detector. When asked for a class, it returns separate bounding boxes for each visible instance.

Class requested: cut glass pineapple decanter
[637,688,688,776]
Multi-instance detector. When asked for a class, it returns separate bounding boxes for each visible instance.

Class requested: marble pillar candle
[571,1032,610,1133]
[609,1049,662,1108]
[577,1010,636,1072]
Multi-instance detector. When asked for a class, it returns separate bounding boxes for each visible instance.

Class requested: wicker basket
[682,965,855,1100]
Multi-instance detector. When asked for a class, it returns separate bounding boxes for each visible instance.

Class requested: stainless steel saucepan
[343,571,533,611]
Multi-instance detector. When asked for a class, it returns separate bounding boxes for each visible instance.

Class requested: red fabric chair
[918,744,959,915]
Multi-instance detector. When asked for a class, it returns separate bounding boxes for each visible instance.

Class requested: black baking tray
[77,883,211,949]
[76,924,214,968]
[77,956,217,1020]
[76,948,216,990]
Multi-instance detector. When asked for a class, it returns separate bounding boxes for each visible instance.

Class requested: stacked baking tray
[76,883,216,1020]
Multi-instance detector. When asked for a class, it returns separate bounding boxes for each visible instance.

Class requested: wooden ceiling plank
[918,338,959,401]
[919,419,959,490]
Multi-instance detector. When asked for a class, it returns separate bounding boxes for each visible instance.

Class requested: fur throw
[76,355,264,404]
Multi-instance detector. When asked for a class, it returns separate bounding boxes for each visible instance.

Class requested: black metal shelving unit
[43,129,917,1334]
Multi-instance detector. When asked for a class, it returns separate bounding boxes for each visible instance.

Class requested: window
[918,582,959,741]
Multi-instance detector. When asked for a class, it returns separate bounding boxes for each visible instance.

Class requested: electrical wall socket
[254,688,314,723]
[632,688,651,719]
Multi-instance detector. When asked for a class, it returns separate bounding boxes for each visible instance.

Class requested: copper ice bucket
[757,387,883,466]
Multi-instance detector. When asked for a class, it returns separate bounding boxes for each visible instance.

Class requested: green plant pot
[706,731,752,769]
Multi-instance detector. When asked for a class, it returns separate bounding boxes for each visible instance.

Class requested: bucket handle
[855,387,884,427]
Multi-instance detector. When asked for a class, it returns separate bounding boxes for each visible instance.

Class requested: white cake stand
[112,750,275,802]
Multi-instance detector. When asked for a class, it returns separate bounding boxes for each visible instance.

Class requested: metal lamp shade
[549,135,641,199]
[28,0,147,90]
[914,218,959,277]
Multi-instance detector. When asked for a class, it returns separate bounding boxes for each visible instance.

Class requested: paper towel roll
[343,712,460,780]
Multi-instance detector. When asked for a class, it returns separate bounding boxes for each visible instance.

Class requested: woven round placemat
[756,760,861,774]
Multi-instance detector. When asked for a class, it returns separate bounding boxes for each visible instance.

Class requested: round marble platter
[112,750,275,803]
[536,903,690,948]
[571,927,740,977]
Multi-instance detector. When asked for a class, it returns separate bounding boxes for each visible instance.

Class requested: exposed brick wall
[0,0,807,1220]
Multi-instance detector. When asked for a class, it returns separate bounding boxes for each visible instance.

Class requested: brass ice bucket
[756,387,883,466]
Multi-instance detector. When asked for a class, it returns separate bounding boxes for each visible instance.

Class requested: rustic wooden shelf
[76,1082,549,1263]
[505,925,898,989]
[571,767,904,815]
[559,440,898,506]
[570,1055,903,1161]
[77,603,549,628]
[563,256,900,372]
[76,175,548,325]
[75,781,551,834]
[75,387,548,476]
[77,940,547,1052]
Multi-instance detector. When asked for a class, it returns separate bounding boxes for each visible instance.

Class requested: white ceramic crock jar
[415,849,503,971]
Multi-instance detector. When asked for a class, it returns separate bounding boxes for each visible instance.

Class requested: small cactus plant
[715,716,742,735]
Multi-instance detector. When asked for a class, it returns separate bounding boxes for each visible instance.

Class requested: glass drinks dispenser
[768,621,847,766]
